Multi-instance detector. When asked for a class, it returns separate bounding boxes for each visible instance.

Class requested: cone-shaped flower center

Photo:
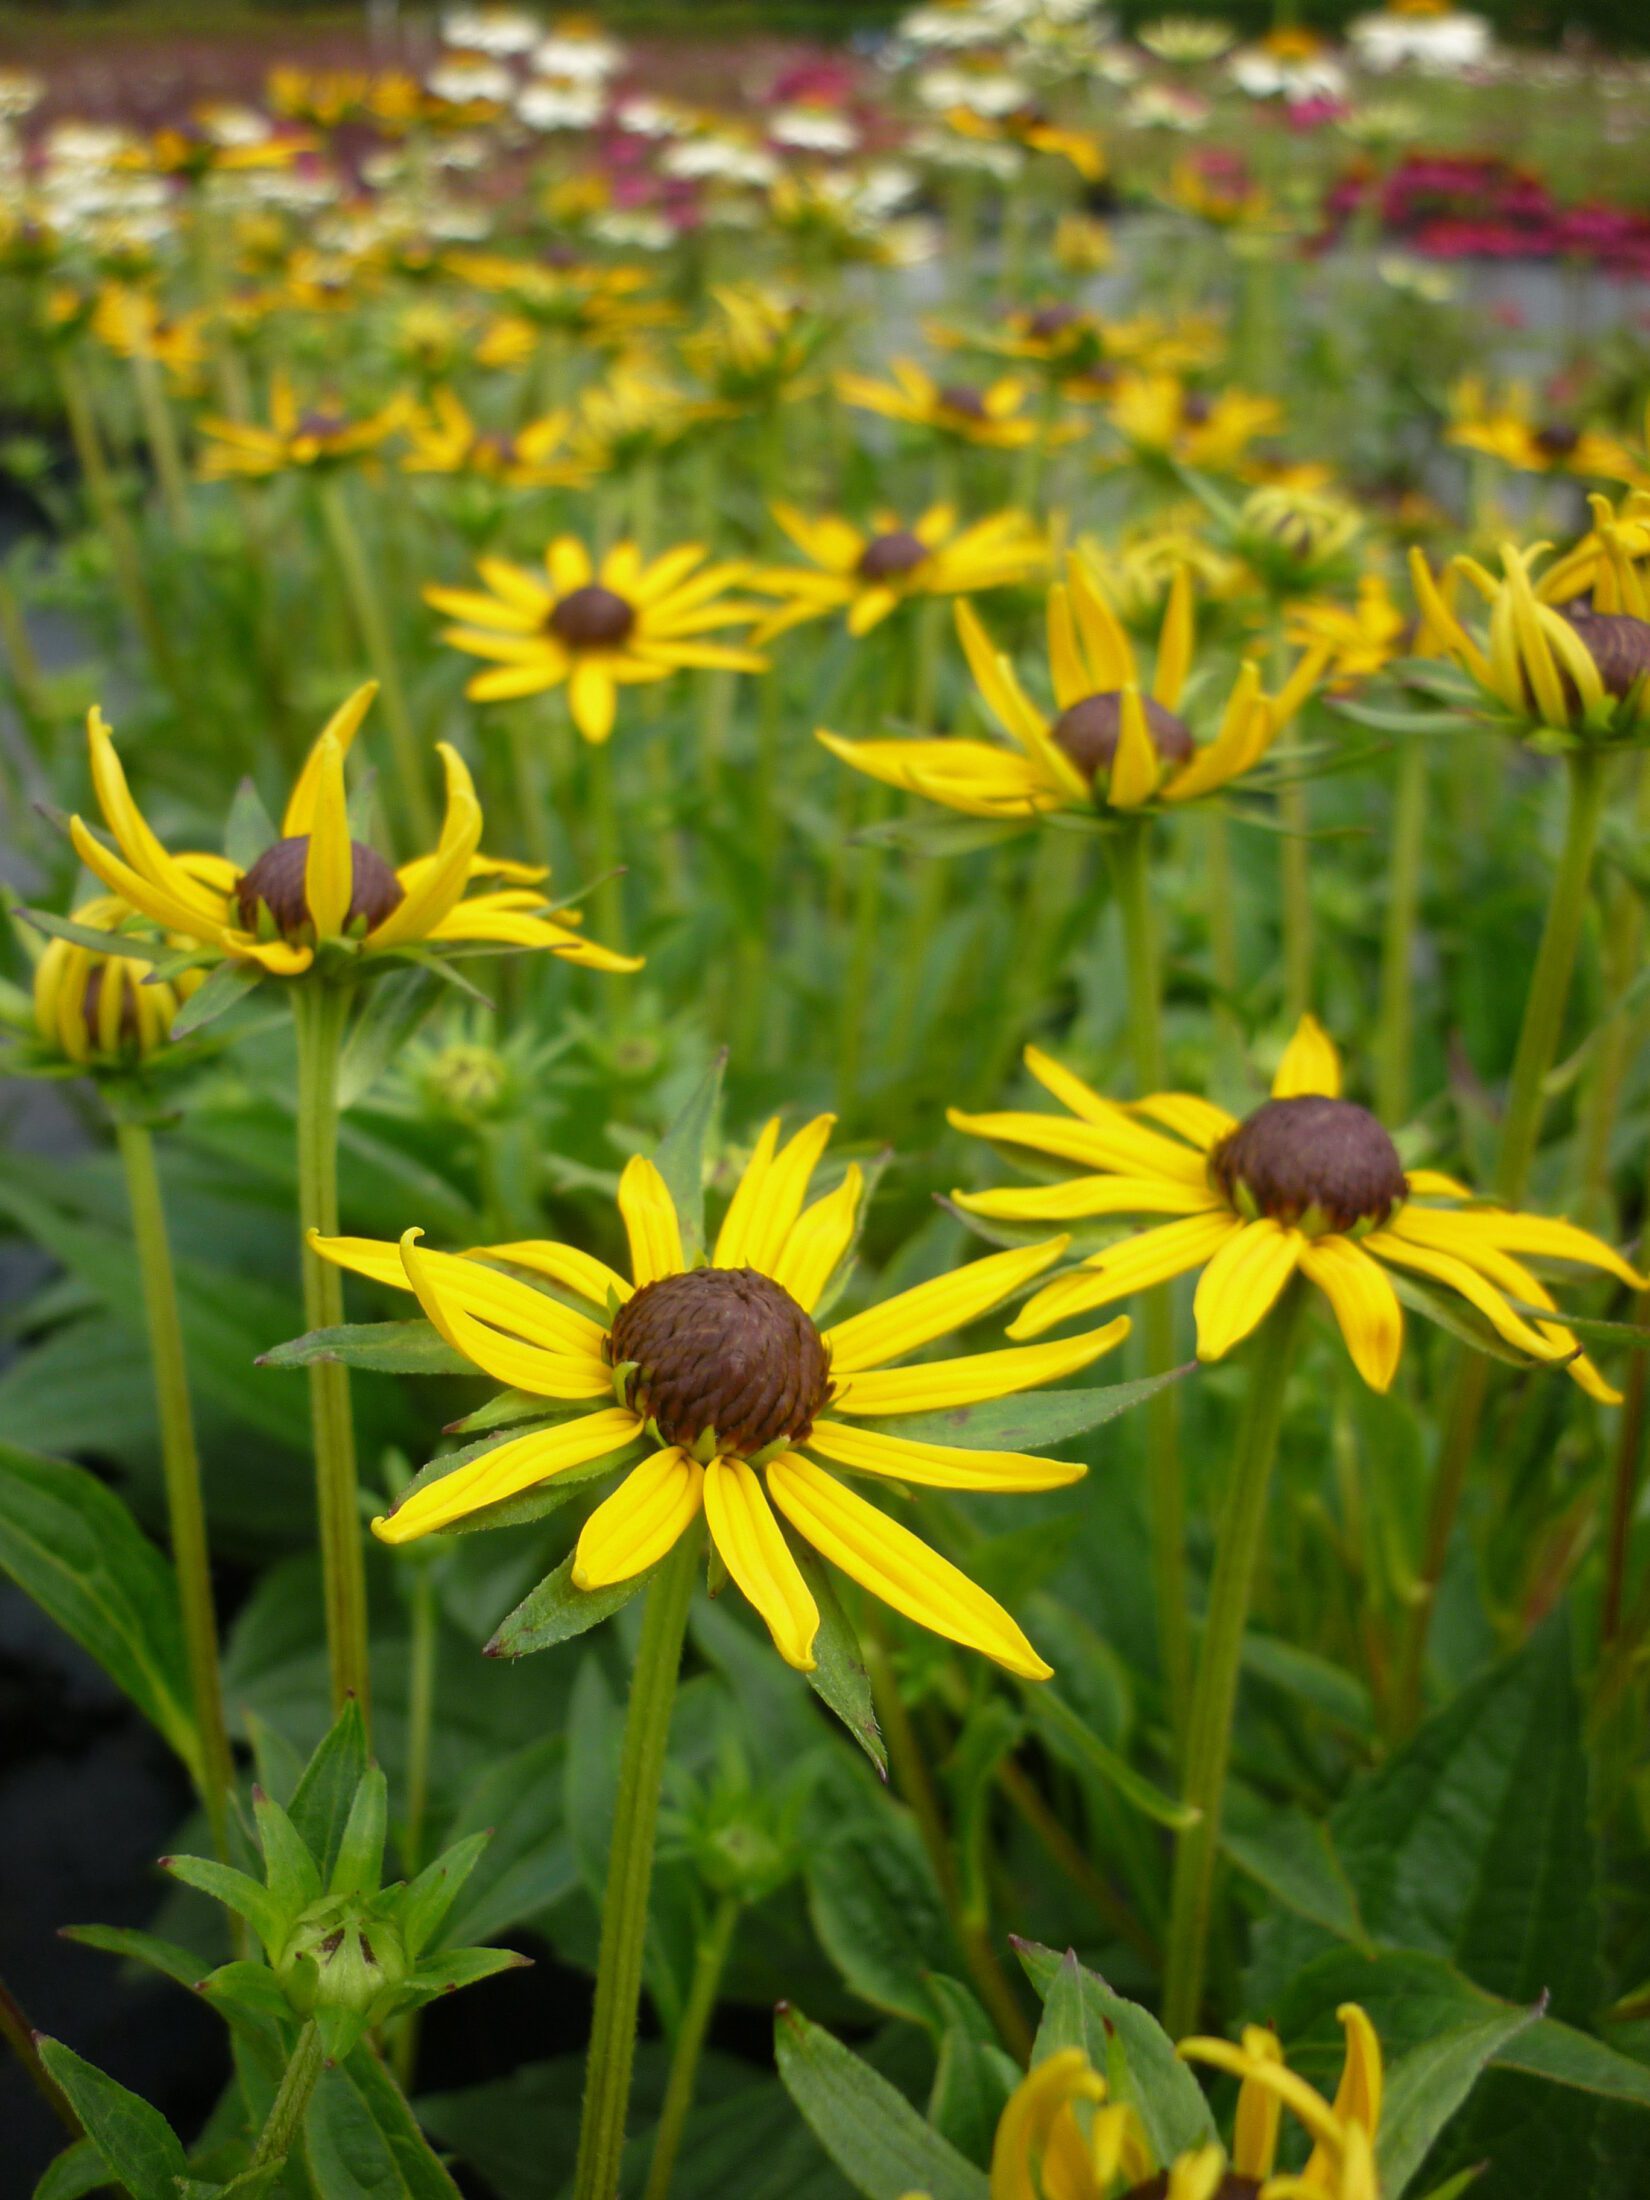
[296,409,349,441]
[1051,692,1195,781]
[938,382,989,420]
[549,583,636,648]
[608,1265,832,1454]
[857,529,931,581]
[1210,1095,1408,1237]
[1024,303,1079,339]
[235,835,405,940]
[1180,391,1213,426]
[1533,420,1581,458]
[1562,606,1650,699]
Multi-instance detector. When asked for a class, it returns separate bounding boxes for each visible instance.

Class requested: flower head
[838,359,1069,451]
[29,897,198,1067]
[314,1115,1132,1674]
[427,539,767,743]
[67,685,637,982]
[818,552,1326,819]
[751,502,1046,641]
[1285,573,1409,687]
[198,373,410,479]
[1104,374,1281,476]
[1446,378,1637,484]
[402,388,587,487]
[951,1016,1642,1398]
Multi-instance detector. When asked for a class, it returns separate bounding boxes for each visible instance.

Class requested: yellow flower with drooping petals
[31,898,199,1067]
[1446,377,1639,485]
[198,373,411,479]
[749,503,1047,642]
[1286,573,1409,687]
[838,359,1075,452]
[950,1016,1640,1400]
[1104,372,1282,475]
[401,389,587,487]
[314,1119,1132,1674]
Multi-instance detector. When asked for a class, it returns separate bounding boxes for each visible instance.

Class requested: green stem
[1162,1283,1305,2037]
[588,736,624,953]
[116,1118,234,1857]
[1375,740,1429,1128]
[572,1535,698,2200]
[507,714,554,873]
[640,1892,741,2200]
[53,352,174,686]
[1278,769,1313,1025]
[128,350,190,538]
[1111,822,1191,1748]
[250,2019,325,2169]
[1,1968,79,2138]
[391,1560,439,2091]
[292,980,372,1722]
[317,474,436,849]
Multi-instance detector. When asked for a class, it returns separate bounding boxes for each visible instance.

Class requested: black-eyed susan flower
[1411,536,1650,745]
[1446,377,1638,484]
[27,897,198,1067]
[314,1116,1131,1674]
[680,283,833,414]
[198,373,410,480]
[817,551,1325,818]
[838,359,1065,452]
[1229,486,1365,598]
[750,502,1046,642]
[950,1016,1642,1399]
[426,538,766,744]
[401,388,586,487]
[944,101,1106,181]
[1180,2003,1384,2200]
[66,684,637,982]
[563,360,723,476]
[1285,573,1408,687]
[1104,373,1281,477]
[1538,488,1650,616]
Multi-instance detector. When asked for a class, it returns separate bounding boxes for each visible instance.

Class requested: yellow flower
[1180,2003,1385,2200]
[401,389,587,487]
[198,373,410,479]
[1537,488,1650,618]
[681,282,831,411]
[946,103,1106,181]
[452,255,669,349]
[1232,487,1364,595]
[979,2046,1153,2200]
[818,552,1326,818]
[1105,374,1281,475]
[1164,155,1275,232]
[950,1015,1641,1400]
[750,502,1047,642]
[313,1117,1132,1672]
[1285,574,1408,688]
[1053,212,1113,275]
[67,685,638,980]
[31,897,198,1066]
[564,360,723,474]
[91,284,208,392]
[1411,536,1650,742]
[426,538,767,744]
[1075,518,1246,628]
[121,115,314,181]
[1446,377,1639,485]
[838,359,1070,451]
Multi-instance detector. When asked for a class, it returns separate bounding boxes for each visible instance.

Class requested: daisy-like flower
[1410,536,1650,745]
[29,897,198,1066]
[944,103,1106,181]
[314,1118,1132,1674]
[950,1016,1642,1400]
[401,388,587,487]
[1538,487,1650,615]
[198,374,410,480]
[975,2000,1382,2199]
[1285,572,1408,687]
[818,551,1326,818]
[90,284,208,393]
[66,685,638,981]
[680,283,832,414]
[564,360,721,476]
[1103,373,1281,477]
[838,359,1066,451]
[1445,378,1637,484]
[750,502,1046,642]
[426,538,767,744]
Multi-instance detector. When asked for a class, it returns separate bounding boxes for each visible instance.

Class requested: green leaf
[1505,1301,1650,1352]
[774,2005,989,2200]
[1380,2005,1543,2198]
[32,2137,111,2200]
[652,1050,726,1258]
[853,812,1027,857]
[252,1787,324,1913]
[1502,2021,1650,2108]
[399,1946,532,2007]
[805,1785,952,2028]
[1223,1808,1373,1952]
[338,968,436,1111]
[224,777,278,871]
[1385,1267,1551,1371]
[1017,1942,1217,2164]
[0,1441,201,1784]
[303,2043,465,2200]
[60,1924,208,1994]
[255,1319,473,1375]
[159,1855,285,1956]
[329,1763,388,1897]
[18,908,174,964]
[854,1366,1191,1454]
[169,958,261,1039]
[400,1831,492,1959]
[443,1386,547,1434]
[34,2039,187,2200]
[795,1547,884,1775]
[288,1698,370,1884]
[1027,1685,1197,1830]
[485,1549,658,1659]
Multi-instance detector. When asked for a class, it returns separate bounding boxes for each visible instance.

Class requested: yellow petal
[949,1102,1210,1187]
[372,1407,641,1544]
[69,815,223,944]
[715,1115,835,1273]
[1010,1212,1241,1336]
[1232,2025,1285,2180]
[1299,1237,1403,1392]
[1159,660,1266,805]
[1421,1206,1647,1290]
[807,1418,1085,1492]
[704,1456,819,1670]
[618,1155,685,1286]
[765,1455,1052,1678]
[989,2051,1107,2200]
[1192,1219,1302,1361]
[569,661,618,744]
[1067,553,1135,688]
[955,1175,1219,1222]
[834,1317,1129,1415]
[1271,1013,1342,1099]
[825,1238,1068,1374]
[1105,684,1161,809]
[282,682,378,835]
[1365,1226,1572,1364]
[370,746,484,947]
[85,709,224,923]
[1153,563,1195,709]
[573,1449,703,1588]
[302,733,352,942]
[472,1238,633,1311]
[770,1166,863,1313]
[1046,584,1091,710]
[399,1229,612,1397]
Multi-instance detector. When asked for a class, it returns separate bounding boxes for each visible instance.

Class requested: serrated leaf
[1018,1942,1216,2164]
[774,2005,989,2200]
[796,1546,884,1775]
[169,958,262,1039]
[35,2039,187,2200]
[652,1051,725,1258]
[256,1319,473,1375]
[485,1549,657,1659]
[288,1699,369,1884]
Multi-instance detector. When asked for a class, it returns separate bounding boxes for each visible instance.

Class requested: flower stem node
[235,835,405,942]
[1209,1096,1408,1239]
[609,1265,833,1455]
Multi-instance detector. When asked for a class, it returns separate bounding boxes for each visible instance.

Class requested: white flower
[899,3,1002,51]
[590,209,673,251]
[1136,16,1235,63]
[441,6,542,54]
[426,57,515,104]
[531,29,625,81]
[1229,47,1346,99]
[910,125,1025,179]
[1126,82,1210,129]
[1091,44,1144,85]
[45,123,132,168]
[1378,252,1455,301]
[770,106,861,155]
[517,79,604,130]
[1349,10,1491,74]
[659,136,779,187]
[613,96,690,138]
[0,69,44,119]
[426,199,494,240]
[915,64,1033,114]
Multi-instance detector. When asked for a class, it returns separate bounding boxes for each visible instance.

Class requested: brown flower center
[1562,606,1650,700]
[857,529,931,582]
[607,1266,832,1455]
[1024,303,1079,340]
[295,409,348,441]
[937,382,989,421]
[1210,1095,1407,1237]
[549,583,636,649]
[234,835,405,941]
[1180,391,1213,426]
[1533,420,1581,459]
[1051,692,1196,783]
